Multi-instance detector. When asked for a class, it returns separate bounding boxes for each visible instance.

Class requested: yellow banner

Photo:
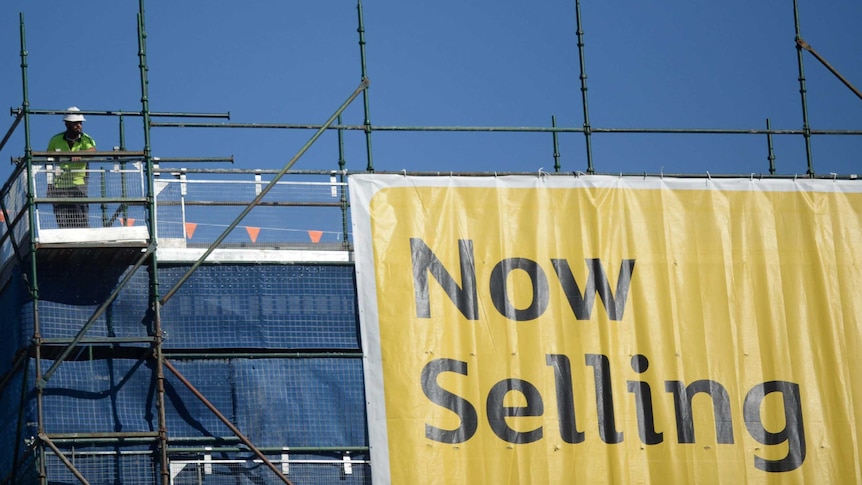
[349,175,862,484]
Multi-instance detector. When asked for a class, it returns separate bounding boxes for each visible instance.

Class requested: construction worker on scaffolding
[46,106,96,228]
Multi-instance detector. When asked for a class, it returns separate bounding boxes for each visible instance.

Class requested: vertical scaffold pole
[119,115,129,223]
[551,115,561,172]
[574,0,594,174]
[792,0,814,176]
[356,0,374,171]
[337,115,351,250]
[766,118,776,174]
[12,356,31,482]
[19,14,32,168]
[137,2,169,483]
[19,14,47,484]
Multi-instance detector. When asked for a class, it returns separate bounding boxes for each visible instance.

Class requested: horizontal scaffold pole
[152,156,234,164]
[30,150,145,158]
[148,122,862,136]
[23,108,230,119]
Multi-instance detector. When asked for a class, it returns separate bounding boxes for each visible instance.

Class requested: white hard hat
[63,106,86,122]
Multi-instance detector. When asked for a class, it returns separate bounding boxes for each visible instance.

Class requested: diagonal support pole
[0,108,24,154]
[160,78,369,305]
[38,433,91,485]
[796,38,862,102]
[162,358,295,485]
[39,247,154,386]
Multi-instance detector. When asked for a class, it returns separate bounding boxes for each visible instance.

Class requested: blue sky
[1,1,860,181]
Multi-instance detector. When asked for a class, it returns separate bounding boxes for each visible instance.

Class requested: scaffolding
[0,0,860,484]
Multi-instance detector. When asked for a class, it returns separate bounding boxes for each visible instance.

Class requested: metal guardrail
[0,164,352,281]
[151,169,350,250]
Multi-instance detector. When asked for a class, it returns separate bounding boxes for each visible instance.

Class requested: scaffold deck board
[36,226,149,247]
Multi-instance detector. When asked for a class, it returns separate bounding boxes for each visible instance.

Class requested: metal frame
[0,0,860,484]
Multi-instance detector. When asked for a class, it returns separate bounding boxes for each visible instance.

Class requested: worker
[46,107,96,228]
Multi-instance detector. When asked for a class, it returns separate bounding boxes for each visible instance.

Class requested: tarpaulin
[349,174,862,485]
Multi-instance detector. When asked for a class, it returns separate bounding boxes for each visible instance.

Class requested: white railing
[0,165,352,278]
[153,170,350,250]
